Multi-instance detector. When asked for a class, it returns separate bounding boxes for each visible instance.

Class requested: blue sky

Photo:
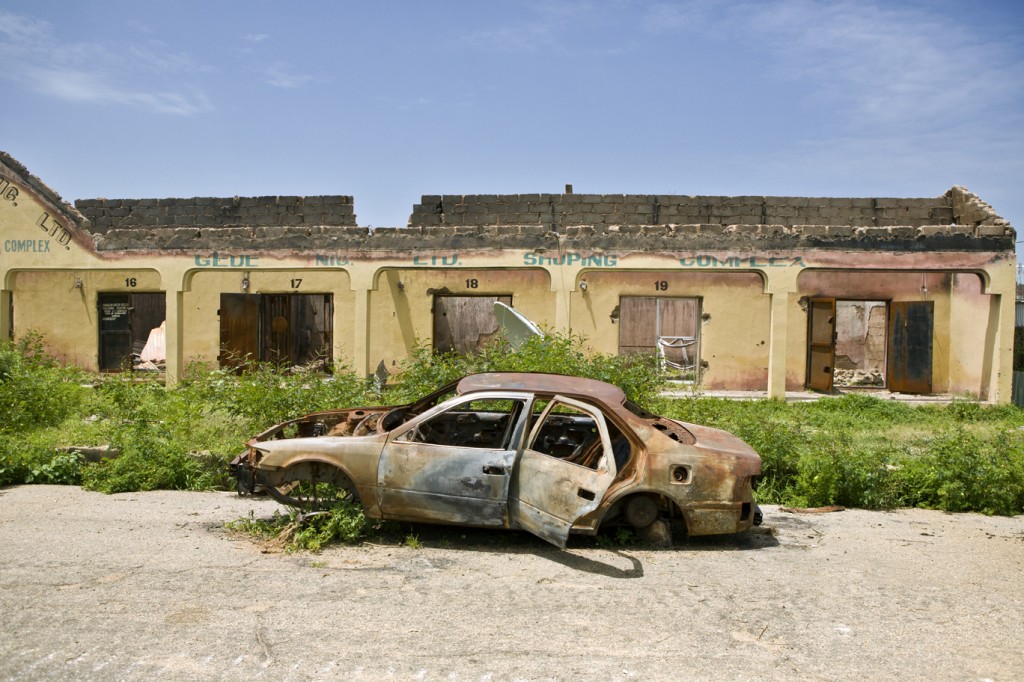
[2,1,1023,260]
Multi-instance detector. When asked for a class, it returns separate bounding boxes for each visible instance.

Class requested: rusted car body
[231,373,762,548]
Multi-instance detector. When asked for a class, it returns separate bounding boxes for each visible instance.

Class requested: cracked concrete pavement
[1,485,1022,681]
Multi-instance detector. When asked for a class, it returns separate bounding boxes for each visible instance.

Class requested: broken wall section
[76,195,357,234]
[409,193,959,229]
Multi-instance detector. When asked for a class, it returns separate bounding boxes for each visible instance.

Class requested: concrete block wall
[75,195,356,234]
[94,220,1016,253]
[408,193,961,229]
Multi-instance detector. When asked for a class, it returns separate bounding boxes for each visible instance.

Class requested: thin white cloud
[30,67,213,115]
[748,1,1024,128]
[460,0,628,55]
[264,62,314,88]
[637,0,1024,132]
[245,33,270,43]
[0,9,214,116]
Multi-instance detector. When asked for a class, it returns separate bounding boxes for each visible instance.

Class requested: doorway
[805,298,933,393]
[618,296,701,380]
[98,292,166,371]
[219,293,333,369]
[833,300,887,388]
[432,295,512,354]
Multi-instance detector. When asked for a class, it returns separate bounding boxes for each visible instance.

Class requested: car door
[509,395,617,548]
[377,394,528,527]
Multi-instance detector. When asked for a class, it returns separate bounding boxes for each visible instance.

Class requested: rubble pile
[834,368,884,387]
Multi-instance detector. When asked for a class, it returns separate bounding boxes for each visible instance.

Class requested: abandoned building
[0,151,1017,402]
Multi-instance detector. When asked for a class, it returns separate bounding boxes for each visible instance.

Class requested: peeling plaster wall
[91,221,1015,254]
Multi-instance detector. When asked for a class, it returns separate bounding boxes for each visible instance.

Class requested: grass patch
[225,502,369,553]
[656,394,1024,515]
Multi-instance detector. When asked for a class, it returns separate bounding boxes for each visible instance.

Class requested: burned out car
[232,373,762,548]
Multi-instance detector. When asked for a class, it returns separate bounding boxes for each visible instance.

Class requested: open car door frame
[509,395,617,548]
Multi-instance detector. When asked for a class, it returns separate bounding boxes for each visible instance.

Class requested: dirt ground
[0,485,1021,681]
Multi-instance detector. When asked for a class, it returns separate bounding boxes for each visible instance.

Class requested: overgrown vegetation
[1,333,1023,553]
[378,334,664,408]
[659,393,1024,516]
[226,502,370,553]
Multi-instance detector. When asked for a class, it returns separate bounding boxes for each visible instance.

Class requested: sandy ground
[0,484,1022,681]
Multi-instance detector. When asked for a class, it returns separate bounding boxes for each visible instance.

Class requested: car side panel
[250,436,387,517]
[378,443,516,526]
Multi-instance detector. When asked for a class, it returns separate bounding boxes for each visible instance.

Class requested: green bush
[895,428,1024,515]
[0,435,84,487]
[226,502,368,553]
[81,410,217,494]
[383,332,664,409]
[0,334,92,433]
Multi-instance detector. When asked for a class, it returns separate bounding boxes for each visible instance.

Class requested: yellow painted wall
[572,270,771,389]
[182,268,353,367]
[0,172,1017,400]
[11,269,161,370]
[367,267,553,373]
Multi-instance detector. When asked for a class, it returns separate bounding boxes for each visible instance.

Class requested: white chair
[657,336,697,371]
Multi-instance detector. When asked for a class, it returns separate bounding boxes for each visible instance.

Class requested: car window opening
[401,399,526,450]
[529,402,608,471]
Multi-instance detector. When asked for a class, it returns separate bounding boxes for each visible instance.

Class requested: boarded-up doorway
[618,297,700,379]
[219,293,333,369]
[433,295,512,354]
[98,292,166,371]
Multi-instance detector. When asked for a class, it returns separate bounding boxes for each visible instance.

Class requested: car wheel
[265,462,360,512]
[624,494,660,529]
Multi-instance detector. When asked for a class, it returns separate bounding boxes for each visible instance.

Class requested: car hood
[252,434,386,470]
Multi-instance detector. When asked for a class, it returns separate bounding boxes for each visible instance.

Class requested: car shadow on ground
[373,522,779,578]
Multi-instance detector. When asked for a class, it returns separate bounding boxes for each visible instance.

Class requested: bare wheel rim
[265,462,359,512]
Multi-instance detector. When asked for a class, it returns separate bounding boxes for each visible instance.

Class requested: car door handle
[482,465,505,475]
[577,488,596,501]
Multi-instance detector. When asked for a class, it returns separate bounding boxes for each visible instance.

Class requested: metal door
[887,301,933,394]
[378,396,528,526]
[806,297,836,392]
[509,395,616,548]
[98,293,132,371]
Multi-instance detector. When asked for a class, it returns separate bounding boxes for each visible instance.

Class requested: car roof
[455,372,627,407]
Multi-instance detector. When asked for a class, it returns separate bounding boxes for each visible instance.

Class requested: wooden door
[290,294,333,366]
[888,301,933,394]
[262,294,292,365]
[219,293,260,367]
[806,297,836,392]
[128,293,166,357]
[618,297,699,354]
[433,295,512,354]
[618,297,660,355]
